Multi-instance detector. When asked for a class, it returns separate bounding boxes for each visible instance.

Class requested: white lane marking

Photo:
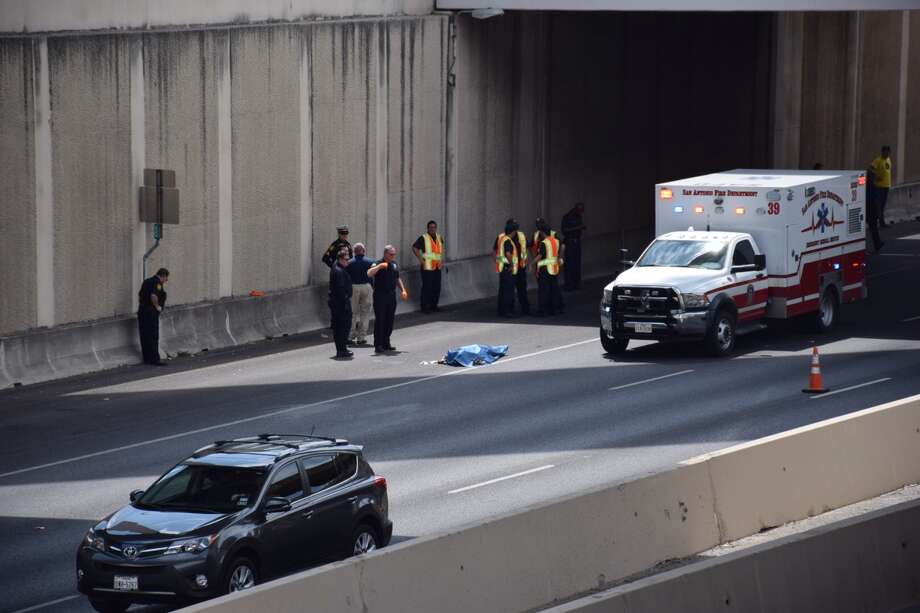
[609,369,694,392]
[903,315,920,322]
[10,595,81,613]
[809,378,892,400]
[897,233,920,240]
[0,338,598,481]
[447,464,556,495]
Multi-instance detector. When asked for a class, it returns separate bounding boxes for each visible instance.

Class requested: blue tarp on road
[444,344,509,367]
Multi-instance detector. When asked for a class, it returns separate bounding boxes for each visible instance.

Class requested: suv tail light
[373,476,387,489]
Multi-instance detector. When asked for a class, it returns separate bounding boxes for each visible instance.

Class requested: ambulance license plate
[114,575,138,591]
[634,323,653,334]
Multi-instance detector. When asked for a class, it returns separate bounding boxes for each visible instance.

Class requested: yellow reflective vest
[495,233,519,273]
[537,236,561,276]
[420,233,443,271]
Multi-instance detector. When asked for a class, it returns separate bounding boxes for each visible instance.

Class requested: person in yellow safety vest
[530,217,557,257]
[413,220,445,313]
[494,219,520,317]
[534,226,564,316]
[512,221,531,316]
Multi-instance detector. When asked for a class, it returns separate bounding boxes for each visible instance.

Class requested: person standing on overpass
[561,202,586,291]
[494,219,519,318]
[534,227,564,316]
[511,220,530,316]
[322,225,353,268]
[413,221,444,313]
[346,243,373,346]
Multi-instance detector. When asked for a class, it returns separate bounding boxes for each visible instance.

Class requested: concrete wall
[543,498,920,613]
[181,393,920,613]
[0,39,36,334]
[0,1,435,34]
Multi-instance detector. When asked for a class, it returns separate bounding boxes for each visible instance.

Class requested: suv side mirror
[130,490,145,503]
[263,497,292,514]
[754,254,766,270]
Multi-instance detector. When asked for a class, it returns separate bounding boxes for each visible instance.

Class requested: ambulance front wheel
[814,287,839,333]
[705,308,736,357]
[600,329,629,354]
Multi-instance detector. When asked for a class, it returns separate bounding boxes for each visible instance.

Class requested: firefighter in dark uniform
[368,245,408,353]
[534,226,564,316]
[561,203,586,290]
[511,220,530,316]
[137,268,169,366]
[494,219,519,317]
[322,225,353,268]
[328,249,354,359]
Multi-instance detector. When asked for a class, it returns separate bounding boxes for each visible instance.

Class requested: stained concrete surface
[142,31,222,306]
[48,35,134,325]
[0,39,36,334]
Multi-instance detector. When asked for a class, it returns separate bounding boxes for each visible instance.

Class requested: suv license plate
[114,575,138,591]
[635,323,653,334]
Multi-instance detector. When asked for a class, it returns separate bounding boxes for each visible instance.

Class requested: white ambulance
[600,169,868,356]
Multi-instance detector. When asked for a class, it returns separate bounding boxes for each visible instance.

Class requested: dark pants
[329,301,352,354]
[373,291,397,349]
[866,191,883,251]
[497,269,515,316]
[137,309,161,364]
[876,186,889,224]
[537,269,564,315]
[514,270,530,315]
[564,239,582,290]
[420,269,442,312]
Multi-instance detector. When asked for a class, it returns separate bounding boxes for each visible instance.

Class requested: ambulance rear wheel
[705,309,736,357]
[814,288,839,333]
[600,329,629,354]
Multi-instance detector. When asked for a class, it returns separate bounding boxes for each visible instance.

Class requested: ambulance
[600,169,868,356]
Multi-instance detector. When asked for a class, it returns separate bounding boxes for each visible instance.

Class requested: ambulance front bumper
[600,305,709,340]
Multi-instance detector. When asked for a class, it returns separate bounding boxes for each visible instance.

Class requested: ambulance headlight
[681,293,709,309]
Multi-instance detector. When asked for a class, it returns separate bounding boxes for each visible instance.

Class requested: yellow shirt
[870,156,892,188]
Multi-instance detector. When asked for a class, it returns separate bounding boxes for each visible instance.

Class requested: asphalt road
[3,221,920,613]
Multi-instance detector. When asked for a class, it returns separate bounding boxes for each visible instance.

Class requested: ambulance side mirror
[754,254,766,271]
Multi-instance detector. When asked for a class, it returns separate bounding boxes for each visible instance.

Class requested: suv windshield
[137,464,266,514]
[637,240,727,270]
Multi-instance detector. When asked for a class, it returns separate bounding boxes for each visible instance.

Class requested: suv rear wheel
[600,328,629,354]
[352,523,379,556]
[705,308,736,357]
[224,557,258,594]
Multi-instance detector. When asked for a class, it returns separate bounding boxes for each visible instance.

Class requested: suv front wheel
[600,328,629,354]
[224,557,258,594]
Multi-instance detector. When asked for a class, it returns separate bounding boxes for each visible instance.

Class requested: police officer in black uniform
[328,249,354,359]
[137,268,169,366]
[322,225,353,268]
[368,245,408,354]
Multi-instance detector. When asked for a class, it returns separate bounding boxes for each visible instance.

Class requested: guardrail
[182,394,920,613]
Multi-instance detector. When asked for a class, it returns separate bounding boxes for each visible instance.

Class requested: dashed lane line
[0,338,598,481]
[9,594,81,613]
[809,378,892,400]
[447,465,556,495]
[609,369,694,392]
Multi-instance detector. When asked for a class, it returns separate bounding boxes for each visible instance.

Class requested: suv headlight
[603,289,613,305]
[84,530,105,552]
[681,293,710,309]
[165,535,216,555]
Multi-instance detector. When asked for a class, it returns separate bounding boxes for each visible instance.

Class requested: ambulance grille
[848,207,862,234]
[613,287,678,317]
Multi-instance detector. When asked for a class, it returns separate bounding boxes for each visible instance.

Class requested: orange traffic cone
[802,344,829,394]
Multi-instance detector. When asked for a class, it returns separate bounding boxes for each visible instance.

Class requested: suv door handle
[302,510,314,519]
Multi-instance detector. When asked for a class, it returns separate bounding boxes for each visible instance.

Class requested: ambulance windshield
[637,240,727,270]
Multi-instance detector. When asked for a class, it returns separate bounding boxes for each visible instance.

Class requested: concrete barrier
[0,232,625,389]
[542,497,920,613]
[887,181,920,223]
[182,393,920,613]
